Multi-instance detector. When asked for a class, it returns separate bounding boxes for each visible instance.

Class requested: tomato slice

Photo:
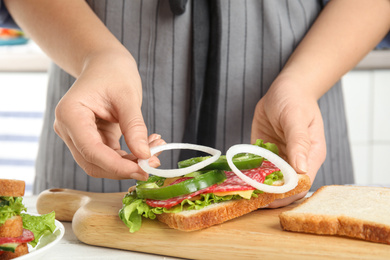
[0,229,34,245]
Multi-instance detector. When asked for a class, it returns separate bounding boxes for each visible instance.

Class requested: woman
[2,0,390,207]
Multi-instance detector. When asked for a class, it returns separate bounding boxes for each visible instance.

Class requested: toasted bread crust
[157,174,311,231]
[157,192,275,231]
[0,243,28,260]
[0,216,23,238]
[279,185,390,245]
[0,179,25,197]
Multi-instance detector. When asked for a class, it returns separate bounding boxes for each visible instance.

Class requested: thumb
[283,114,311,174]
[118,102,150,160]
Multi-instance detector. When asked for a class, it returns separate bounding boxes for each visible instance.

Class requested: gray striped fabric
[33,0,354,194]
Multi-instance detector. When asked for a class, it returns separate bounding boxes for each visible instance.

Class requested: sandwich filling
[0,196,56,253]
[0,197,25,223]
[119,139,285,233]
[145,161,281,209]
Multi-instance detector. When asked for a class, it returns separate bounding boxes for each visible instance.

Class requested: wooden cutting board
[36,189,389,259]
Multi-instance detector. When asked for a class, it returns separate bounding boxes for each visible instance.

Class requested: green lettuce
[119,171,284,233]
[21,211,57,247]
[264,171,283,185]
[1,196,56,247]
[254,139,279,155]
[0,196,26,225]
[136,175,166,187]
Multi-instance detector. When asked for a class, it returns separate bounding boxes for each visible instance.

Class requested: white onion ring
[226,144,298,194]
[138,143,221,178]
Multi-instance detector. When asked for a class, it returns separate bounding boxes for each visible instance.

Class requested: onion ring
[226,144,298,193]
[138,143,221,178]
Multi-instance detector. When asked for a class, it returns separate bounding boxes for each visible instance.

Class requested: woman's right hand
[54,51,163,181]
[4,0,167,181]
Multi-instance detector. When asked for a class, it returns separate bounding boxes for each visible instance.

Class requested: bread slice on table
[279,185,390,245]
[157,174,311,231]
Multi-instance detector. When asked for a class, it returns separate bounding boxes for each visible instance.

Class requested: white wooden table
[23,196,181,260]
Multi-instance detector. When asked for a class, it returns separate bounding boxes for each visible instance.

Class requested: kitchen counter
[23,196,180,260]
[0,41,50,72]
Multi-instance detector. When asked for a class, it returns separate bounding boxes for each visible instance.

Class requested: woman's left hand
[251,76,327,208]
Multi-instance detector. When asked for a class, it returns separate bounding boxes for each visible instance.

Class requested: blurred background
[0,28,389,195]
[0,28,50,195]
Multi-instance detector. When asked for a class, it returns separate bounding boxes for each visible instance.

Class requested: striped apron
[34,0,354,193]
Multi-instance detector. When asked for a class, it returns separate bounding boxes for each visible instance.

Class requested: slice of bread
[0,216,23,238]
[0,179,25,197]
[157,174,311,231]
[279,185,390,245]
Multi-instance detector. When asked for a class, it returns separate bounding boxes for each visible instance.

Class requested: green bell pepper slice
[177,139,278,171]
[136,170,226,200]
[178,153,264,171]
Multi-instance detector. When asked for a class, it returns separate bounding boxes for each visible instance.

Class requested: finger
[95,118,122,149]
[122,154,161,167]
[141,137,166,166]
[281,108,312,174]
[123,134,166,160]
[116,99,150,160]
[149,136,166,156]
[57,105,148,180]
[115,149,128,157]
[148,133,162,143]
[122,136,166,166]
[305,114,327,183]
[65,135,149,180]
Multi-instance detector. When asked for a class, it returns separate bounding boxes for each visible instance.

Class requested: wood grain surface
[36,189,390,260]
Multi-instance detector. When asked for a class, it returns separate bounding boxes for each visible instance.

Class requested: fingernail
[139,173,149,181]
[132,172,149,181]
[150,134,161,142]
[142,173,149,181]
[296,153,308,173]
[155,139,166,146]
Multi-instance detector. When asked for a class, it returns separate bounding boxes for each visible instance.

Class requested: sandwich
[0,179,56,260]
[119,139,311,232]
[279,185,390,245]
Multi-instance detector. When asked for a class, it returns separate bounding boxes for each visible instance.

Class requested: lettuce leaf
[21,211,56,247]
[0,196,26,225]
[136,175,166,187]
[264,171,283,185]
[0,197,56,247]
[119,170,284,233]
[254,139,279,155]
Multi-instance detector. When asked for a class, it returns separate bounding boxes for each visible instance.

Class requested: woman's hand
[4,0,167,181]
[251,76,327,208]
[250,0,390,207]
[53,51,163,181]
